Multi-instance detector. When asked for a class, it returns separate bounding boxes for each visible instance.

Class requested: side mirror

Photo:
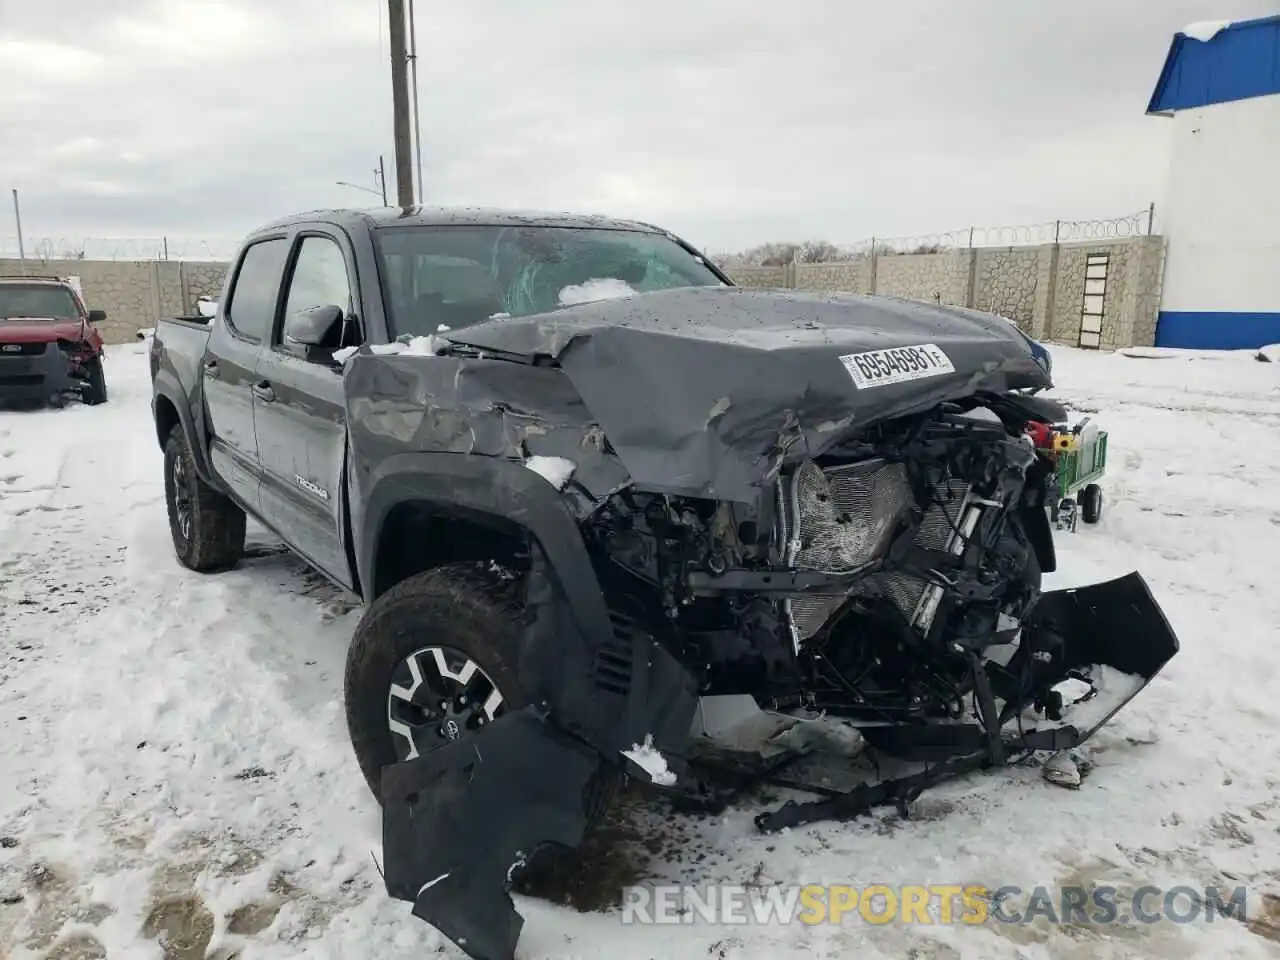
[284,304,344,348]
[87,309,107,324]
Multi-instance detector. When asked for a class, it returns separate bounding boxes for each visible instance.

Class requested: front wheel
[1080,483,1103,524]
[344,562,618,829]
[82,356,108,405]
[344,563,530,799]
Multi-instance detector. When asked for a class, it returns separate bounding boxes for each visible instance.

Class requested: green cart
[1044,418,1107,531]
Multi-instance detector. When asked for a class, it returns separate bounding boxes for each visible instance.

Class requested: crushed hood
[0,318,84,343]
[438,286,1053,503]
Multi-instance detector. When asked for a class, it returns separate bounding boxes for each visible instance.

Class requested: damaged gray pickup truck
[149,207,1179,960]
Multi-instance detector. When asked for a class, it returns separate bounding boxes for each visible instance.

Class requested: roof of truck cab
[249,206,669,236]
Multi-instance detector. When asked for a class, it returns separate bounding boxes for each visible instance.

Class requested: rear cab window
[224,238,291,342]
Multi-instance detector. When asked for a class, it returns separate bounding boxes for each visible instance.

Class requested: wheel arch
[354,451,700,768]
[357,453,611,637]
[152,373,218,487]
[369,500,530,599]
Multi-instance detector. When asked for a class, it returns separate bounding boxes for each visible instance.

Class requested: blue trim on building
[1154,311,1280,350]
[1146,15,1280,114]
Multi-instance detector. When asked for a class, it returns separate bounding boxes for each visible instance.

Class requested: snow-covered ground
[3,341,1280,959]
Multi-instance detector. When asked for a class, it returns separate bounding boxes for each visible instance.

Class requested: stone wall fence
[0,257,228,345]
[1,231,1165,350]
[722,234,1167,350]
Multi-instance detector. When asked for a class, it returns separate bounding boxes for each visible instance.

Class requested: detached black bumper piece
[381,706,605,960]
[0,342,76,401]
[755,571,1180,832]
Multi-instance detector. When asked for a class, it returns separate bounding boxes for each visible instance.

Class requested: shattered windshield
[373,224,724,337]
[0,284,81,320]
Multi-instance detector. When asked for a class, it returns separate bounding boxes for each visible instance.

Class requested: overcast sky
[1,0,1276,256]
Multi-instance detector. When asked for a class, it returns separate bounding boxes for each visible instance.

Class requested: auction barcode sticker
[838,344,956,389]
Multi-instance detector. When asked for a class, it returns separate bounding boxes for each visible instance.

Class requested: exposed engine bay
[583,393,1062,731]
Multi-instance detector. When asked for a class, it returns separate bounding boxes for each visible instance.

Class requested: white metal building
[1147,15,1280,349]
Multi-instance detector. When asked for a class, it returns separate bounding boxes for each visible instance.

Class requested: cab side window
[225,238,290,342]
[278,236,357,351]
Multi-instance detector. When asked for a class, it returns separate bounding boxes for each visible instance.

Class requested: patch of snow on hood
[557,277,637,307]
[523,455,576,490]
[1257,344,1280,363]
[622,734,677,786]
[334,335,446,366]
[371,335,445,356]
[1182,20,1231,41]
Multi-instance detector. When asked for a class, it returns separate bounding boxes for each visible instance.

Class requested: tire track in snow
[1,477,446,958]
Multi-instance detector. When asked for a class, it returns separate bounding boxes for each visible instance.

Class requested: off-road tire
[82,356,108,405]
[1080,483,1103,525]
[163,424,246,571]
[344,561,618,826]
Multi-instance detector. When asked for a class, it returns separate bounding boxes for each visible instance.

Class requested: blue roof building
[1146,15,1280,349]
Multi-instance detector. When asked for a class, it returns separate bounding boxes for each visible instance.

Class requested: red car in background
[0,275,109,406]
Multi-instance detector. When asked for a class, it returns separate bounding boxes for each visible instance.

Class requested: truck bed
[151,316,215,406]
[164,315,213,328]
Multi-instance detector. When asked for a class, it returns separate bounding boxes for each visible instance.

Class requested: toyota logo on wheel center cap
[443,719,461,740]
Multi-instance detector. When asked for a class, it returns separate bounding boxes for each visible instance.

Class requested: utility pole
[387,0,415,208]
[379,155,388,206]
[11,189,27,275]
[408,0,423,204]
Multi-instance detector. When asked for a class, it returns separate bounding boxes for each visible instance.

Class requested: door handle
[203,358,220,378]
[252,380,276,403]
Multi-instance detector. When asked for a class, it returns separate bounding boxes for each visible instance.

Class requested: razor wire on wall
[869,207,1154,256]
[714,206,1157,266]
[0,206,1157,265]
[0,236,246,262]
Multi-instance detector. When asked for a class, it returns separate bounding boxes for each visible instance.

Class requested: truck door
[204,235,291,512]
[252,230,358,590]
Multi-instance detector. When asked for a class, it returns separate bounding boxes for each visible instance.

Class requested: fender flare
[355,452,698,758]
[152,371,219,489]
[357,452,613,643]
